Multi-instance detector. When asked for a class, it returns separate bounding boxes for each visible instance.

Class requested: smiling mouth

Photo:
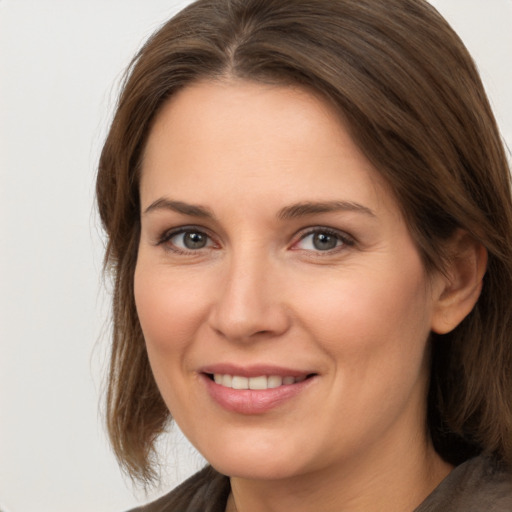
[206,373,315,390]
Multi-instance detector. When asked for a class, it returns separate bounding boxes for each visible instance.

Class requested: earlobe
[431,230,488,335]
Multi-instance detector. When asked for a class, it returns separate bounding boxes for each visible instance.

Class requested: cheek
[133,262,215,417]
[134,263,209,356]
[294,262,433,365]
[294,263,433,440]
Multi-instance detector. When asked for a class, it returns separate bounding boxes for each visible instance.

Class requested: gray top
[414,456,512,511]
[129,456,512,511]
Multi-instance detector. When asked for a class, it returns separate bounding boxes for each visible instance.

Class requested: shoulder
[415,455,512,512]
[126,465,230,512]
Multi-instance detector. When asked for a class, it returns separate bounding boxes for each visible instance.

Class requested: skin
[134,80,478,512]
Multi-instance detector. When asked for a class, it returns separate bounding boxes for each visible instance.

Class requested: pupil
[313,233,337,250]
[184,232,207,249]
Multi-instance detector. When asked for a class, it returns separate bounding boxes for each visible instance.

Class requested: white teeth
[221,374,233,387]
[249,376,267,390]
[232,376,249,390]
[267,375,283,388]
[212,374,305,390]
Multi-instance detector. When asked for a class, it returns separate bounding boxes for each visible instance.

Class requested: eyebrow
[143,198,215,218]
[143,198,375,220]
[277,201,375,220]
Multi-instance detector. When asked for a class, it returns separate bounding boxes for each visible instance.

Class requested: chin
[211,456,305,481]
[197,435,313,481]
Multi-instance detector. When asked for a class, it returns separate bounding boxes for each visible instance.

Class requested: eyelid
[291,226,355,252]
[156,225,218,252]
[154,224,355,255]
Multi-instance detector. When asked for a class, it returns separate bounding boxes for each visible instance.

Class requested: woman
[96,0,512,510]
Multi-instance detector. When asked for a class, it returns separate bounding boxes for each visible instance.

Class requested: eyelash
[157,226,216,255]
[293,227,355,254]
[156,226,355,255]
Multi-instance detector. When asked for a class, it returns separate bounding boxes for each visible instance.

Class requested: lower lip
[202,374,315,414]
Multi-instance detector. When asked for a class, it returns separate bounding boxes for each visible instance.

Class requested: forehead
[140,79,398,219]
[144,79,346,163]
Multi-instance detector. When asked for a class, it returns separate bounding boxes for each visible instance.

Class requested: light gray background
[0,1,510,511]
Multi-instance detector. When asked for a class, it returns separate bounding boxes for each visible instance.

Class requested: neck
[227,435,452,512]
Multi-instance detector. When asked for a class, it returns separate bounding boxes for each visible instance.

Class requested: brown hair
[96,0,512,483]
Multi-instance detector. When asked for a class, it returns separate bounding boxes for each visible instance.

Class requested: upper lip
[199,363,315,378]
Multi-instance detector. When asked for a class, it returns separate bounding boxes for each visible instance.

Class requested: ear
[430,230,488,335]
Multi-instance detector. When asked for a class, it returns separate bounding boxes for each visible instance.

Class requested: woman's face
[135,80,445,481]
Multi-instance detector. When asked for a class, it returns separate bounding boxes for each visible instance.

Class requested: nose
[207,252,291,342]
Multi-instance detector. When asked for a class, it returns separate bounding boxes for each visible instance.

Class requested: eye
[159,228,214,252]
[293,228,353,252]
